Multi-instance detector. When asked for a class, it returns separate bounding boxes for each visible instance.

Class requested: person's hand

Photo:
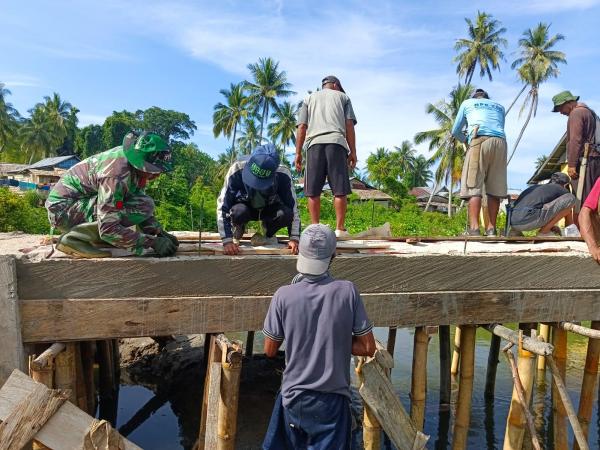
[288,240,299,255]
[295,153,303,173]
[591,247,600,264]
[223,242,240,255]
[152,236,178,257]
[348,152,357,170]
[568,166,578,180]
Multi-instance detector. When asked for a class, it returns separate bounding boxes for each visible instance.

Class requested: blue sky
[2,0,599,190]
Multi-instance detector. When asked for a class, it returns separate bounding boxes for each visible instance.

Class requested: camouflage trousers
[46,193,156,234]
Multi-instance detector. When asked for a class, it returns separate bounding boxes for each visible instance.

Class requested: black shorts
[304,143,352,197]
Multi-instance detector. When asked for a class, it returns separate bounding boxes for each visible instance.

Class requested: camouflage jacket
[46,147,161,254]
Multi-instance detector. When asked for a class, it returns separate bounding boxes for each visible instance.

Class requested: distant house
[1,155,80,195]
[296,176,394,207]
[528,133,567,185]
[409,186,456,213]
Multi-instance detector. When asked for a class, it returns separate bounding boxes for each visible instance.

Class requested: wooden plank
[204,361,221,450]
[0,381,67,449]
[19,289,600,342]
[358,354,429,450]
[0,369,141,450]
[0,256,26,386]
[16,254,600,301]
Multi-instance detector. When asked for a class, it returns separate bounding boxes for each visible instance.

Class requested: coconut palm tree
[36,92,73,141]
[0,83,20,153]
[390,140,417,181]
[415,84,474,216]
[20,108,62,163]
[366,147,390,189]
[268,101,297,149]
[534,154,548,170]
[507,23,566,164]
[237,116,262,155]
[408,155,434,189]
[454,11,507,85]
[212,82,250,159]
[244,57,295,140]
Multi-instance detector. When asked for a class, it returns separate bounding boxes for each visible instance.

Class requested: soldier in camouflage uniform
[46,131,179,258]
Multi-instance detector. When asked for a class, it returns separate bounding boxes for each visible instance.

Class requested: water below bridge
[113,326,600,449]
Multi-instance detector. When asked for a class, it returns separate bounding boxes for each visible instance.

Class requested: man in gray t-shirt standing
[262,224,375,450]
[295,76,358,240]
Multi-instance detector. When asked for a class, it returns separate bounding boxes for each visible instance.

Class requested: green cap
[552,90,579,112]
[123,132,172,174]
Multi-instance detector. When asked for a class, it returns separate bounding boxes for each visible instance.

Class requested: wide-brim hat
[123,132,172,174]
[242,143,280,191]
[296,224,337,275]
[552,90,579,112]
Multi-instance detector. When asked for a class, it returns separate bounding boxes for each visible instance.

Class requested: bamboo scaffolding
[451,325,476,450]
[547,355,590,450]
[575,321,600,450]
[439,325,451,406]
[484,334,501,400]
[216,335,243,450]
[552,325,568,450]
[503,332,539,450]
[410,326,428,431]
[451,326,461,375]
[560,321,600,339]
[537,324,550,371]
[483,324,553,356]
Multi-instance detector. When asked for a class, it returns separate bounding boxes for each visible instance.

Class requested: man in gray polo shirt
[262,224,375,450]
[295,76,358,240]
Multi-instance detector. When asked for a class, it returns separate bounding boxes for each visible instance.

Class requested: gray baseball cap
[296,224,337,275]
[321,75,346,93]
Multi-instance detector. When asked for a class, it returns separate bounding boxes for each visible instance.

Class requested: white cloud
[2,75,42,88]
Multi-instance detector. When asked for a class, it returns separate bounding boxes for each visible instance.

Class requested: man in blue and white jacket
[217,144,300,255]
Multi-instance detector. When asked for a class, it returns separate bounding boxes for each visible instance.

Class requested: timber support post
[0,256,27,386]
[199,334,243,450]
[410,326,428,431]
[451,324,476,450]
[573,321,600,449]
[439,325,451,406]
[484,334,501,400]
[537,324,550,371]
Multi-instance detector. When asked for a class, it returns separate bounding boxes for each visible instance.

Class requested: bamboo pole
[410,326,428,431]
[30,343,65,372]
[560,321,600,339]
[503,331,538,450]
[547,355,590,450]
[451,325,476,450]
[484,334,501,400]
[363,404,382,450]
[537,324,550,371]
[575,320,600,450]
[501,342,542,450]
[217,336,243,450]
[552,325,568,450]
[439,325,451,406]
[451,326,461,375]
[483,324,553,356]
[54,342,77,404]
[29,348,57,450]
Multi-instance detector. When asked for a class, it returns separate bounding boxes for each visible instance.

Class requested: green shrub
[0,188,50,234]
